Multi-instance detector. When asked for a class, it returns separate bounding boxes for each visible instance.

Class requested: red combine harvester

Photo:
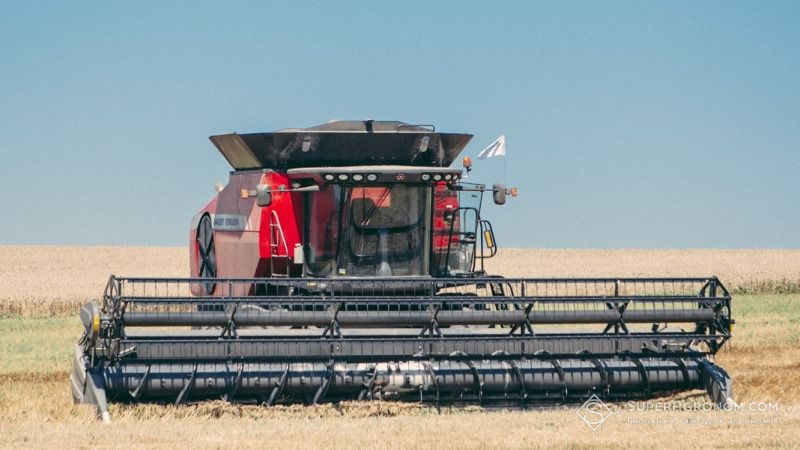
[72,120,733,421]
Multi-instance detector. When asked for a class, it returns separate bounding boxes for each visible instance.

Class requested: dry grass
[2,246,799,316]
[486,249,800,294]
[713,295,800,403]
[0,246,185,316]
[1,246,799,448]
[1,368,798,449]
[1,377,797,450]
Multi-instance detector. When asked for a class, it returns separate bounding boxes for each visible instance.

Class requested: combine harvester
[71,121,733,421]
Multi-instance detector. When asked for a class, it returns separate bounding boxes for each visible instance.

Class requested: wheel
[196,214,217,295]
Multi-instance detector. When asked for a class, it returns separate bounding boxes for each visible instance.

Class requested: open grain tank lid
[209,120,473,171]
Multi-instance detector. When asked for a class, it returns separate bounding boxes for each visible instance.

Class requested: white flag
[476,135,506,159]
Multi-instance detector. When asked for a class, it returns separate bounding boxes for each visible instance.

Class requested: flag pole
[503,137,507,184]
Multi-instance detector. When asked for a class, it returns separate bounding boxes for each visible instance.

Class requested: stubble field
[1,246,799,449]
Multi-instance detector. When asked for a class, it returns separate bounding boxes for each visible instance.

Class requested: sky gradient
[1,1,798,247]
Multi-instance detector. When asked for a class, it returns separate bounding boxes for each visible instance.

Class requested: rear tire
[196,214,217,295]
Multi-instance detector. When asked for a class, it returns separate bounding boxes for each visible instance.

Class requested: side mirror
[256,184,272,207]
[492,183,506,205]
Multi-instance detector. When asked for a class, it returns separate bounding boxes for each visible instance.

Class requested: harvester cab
[295,170,488,279]
[189,120,508,292]
[71,120,733,422]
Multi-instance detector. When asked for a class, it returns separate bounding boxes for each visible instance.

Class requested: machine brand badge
[574,394,614,434]
[211,214,246,231]
[395,173,406,181]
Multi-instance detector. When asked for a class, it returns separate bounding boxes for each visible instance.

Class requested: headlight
[366,174,378,182]
[433,174,442,181]
[323,174,335,181]
[420,173,431,181]
[337,174,349,181]
[352,174,364,181]
[444,174,452,180]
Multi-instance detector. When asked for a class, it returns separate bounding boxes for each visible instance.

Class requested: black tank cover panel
[209,120,473,171]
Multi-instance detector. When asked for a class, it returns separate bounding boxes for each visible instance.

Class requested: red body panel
[189,170,304,295]
[256,171,303,277]
[433,182,460,250]
[190,170,462,295]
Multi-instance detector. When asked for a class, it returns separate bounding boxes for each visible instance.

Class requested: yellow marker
[484,230,494,248]
[92,312,100,336]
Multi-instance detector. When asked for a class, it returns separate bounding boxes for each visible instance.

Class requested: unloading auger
[71,121,733,421]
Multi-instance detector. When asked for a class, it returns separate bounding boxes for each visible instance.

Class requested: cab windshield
[306,184,431,277]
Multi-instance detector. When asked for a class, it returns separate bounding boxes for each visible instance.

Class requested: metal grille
[105,276,730,336]
[74,275,733,411]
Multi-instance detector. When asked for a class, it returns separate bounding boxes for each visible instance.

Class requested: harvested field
[0,246,798,448]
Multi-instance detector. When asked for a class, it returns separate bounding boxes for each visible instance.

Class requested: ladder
[268,210,290,277]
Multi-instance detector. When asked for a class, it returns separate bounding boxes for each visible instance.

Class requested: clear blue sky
[1,1,798,247]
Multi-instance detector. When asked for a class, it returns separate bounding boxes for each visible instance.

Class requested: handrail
[269,210,289,257]
[268,210,291,277]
